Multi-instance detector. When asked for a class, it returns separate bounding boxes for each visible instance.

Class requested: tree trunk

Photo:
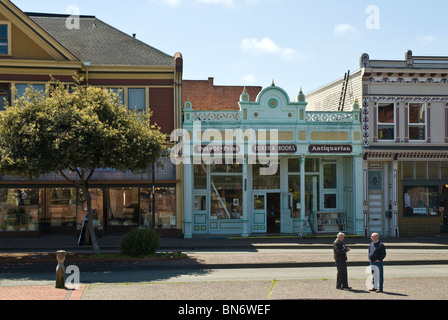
[82,185,101,255]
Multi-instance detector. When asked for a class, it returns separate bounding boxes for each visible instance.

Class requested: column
[183,163,193,239]
[241,157,249,237]
[363,157,369,237]
[300,156,306,223]
[392,159,399,238]
[353,156,364,236]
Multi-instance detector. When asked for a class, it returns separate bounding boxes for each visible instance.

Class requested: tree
[0,77,166,254]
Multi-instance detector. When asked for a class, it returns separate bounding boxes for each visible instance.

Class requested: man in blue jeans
[368,233,386,293]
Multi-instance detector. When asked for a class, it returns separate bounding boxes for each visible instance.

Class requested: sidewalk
[1,234,448,301]
[2,233,448,252]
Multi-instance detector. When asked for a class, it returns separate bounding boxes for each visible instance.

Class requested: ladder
[338,70,350,112]
[298,216,309,239]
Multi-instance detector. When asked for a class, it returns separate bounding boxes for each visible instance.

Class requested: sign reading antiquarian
[308,145,353,154]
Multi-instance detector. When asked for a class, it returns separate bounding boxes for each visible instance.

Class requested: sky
[11,0,448,100]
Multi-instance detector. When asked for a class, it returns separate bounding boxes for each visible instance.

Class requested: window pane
[128,88,146,111]
[107,88,124,105]
[378,125,394,140]
[403,162,414,179]
[409,125,426,140]
[253,163,280,190]
[0,89,8,110]
[108,187,139,227]
[0,188,39,232]
[47,188,77,227]
[428,162,439,179]
[0,25,7,55]
[378,103,394,123]
[409,103,425,124]
[211,175,242,219]
[16,84,45,98]
[323,163,337,189]
[194,165,207,189]
[324,194,337,209]
[154,187,176,229]
[415,162,426,179]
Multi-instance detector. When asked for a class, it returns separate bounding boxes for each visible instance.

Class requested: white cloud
[194,0,235,8]
[242,74,256,84]
[151,0,183,7]
[241,37,305,60]
[417,35,437,46]
[334,24,359,39]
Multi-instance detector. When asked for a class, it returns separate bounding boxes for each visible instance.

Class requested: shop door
[252,193,267,233]
[368,193,384,235]
[368,170,384,236]
[280,193,293,233]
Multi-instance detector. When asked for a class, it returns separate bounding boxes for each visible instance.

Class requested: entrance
[267,193,280,233]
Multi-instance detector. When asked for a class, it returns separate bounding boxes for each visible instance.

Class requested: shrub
[120,228,160,257]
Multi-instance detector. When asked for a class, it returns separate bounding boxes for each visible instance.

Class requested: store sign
[194,145,241,154]
[308,145,353,154]
[252,144,297,154]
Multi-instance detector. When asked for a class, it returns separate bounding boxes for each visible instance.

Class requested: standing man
[368,233,386,293]
[333,232,351,290]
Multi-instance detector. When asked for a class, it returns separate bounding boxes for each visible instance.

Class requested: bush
[120,228,160,257]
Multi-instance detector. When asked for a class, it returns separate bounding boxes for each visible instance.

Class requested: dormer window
[0,23,10,55]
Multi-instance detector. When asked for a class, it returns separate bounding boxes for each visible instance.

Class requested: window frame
[0,22,12,56]
[377,102,396,141]
[408,102,427,142]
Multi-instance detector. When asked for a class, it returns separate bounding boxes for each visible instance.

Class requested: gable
[0,0,77,61]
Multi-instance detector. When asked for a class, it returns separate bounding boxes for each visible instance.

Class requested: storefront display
[182,84,364,237]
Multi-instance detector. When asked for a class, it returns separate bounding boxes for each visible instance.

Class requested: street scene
[1,0,448,310]
[1,235,448,302]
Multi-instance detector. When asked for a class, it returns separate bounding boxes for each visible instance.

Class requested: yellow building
[0,0,183,237]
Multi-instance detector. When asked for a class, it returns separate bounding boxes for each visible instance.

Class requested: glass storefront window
[77,188,103,231]
[194,165,207,190]
[108,188,139,227]
[404,186,440,217]
[0,189,39,232]
[323,163,337,189]
[46,188,77,228]
[139,186,176,229]
[253,164,280,190]
[211,175,243,220]
[154,187,176,229]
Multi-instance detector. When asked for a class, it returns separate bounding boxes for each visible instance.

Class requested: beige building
[306,51,448,238]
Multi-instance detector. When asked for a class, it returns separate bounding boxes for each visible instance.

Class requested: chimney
[133,33,136,38]
[208,77,214,87]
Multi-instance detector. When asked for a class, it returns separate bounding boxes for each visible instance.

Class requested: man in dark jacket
[368,233,386,292]
[333,232,351,290]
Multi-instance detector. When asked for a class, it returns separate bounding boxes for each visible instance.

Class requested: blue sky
[12,0,448,100]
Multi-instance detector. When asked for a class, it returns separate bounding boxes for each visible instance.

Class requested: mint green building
[181,84,364,238]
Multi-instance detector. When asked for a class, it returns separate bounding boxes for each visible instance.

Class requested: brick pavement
[0,285,87,300]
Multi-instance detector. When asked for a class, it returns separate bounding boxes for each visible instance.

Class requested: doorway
[267,193,280,233]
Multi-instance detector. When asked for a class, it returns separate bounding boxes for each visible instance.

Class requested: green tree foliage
[0,77,166,254]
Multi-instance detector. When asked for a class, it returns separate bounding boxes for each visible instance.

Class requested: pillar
[183,163,193,239]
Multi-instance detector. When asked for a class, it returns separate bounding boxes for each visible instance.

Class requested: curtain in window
[128,88,146,111]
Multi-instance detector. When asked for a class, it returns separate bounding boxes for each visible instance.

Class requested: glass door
[252,193,266,233]
[280,192,293,233]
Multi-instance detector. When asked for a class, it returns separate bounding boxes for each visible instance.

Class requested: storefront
[181,84,364,238]
[0,158,180,237]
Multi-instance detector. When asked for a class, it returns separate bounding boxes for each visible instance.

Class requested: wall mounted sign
[308,145,353,154]
[252,144,297,154]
